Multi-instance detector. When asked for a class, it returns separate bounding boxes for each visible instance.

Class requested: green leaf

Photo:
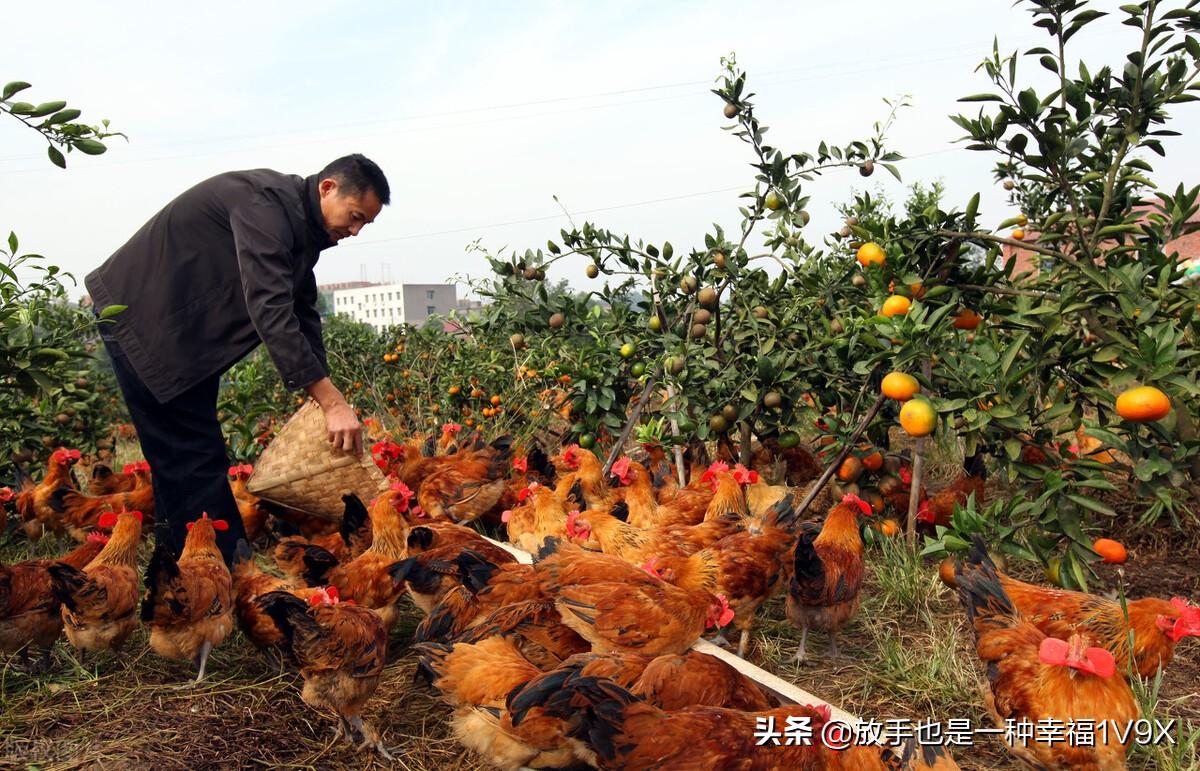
[46,108,82,125]
[47,145,65,169]
[73,139,107,156]
[1065,493,1116,517]
[958,93,1005,102]
[98,304,127,319]
[2,81,32,100]
[29,100,67,118]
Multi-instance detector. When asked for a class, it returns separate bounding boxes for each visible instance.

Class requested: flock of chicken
[1,428,1197,770]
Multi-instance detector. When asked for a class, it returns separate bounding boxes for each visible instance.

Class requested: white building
[332,283,457,331]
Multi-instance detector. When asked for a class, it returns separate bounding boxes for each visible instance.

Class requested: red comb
[732,464,759,485]
[841,494,872,517]
[501,509,513,523]
[517,482,539,502]
[512,456,529,473]
[899,466,912,485]
[1158,598,1200,641]
[1038,636,1116,678]
[442,422,462,434]
[0,487,13,503]
[98,511,119,529]
[124,463,138,475]
[87,531,111,545]
[917,499,934,524]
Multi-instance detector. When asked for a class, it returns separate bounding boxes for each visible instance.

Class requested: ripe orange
[910,283,926,300]
[861,449,884,471]
[1115,386,1171,422]
[1011,228,1025,241]
[899,398,936,438]
[938,557,958,588]
[881,372,920,401]
[491,395,502,406]
[449,385,461,396]
[953,309,983,330]
[1092,538,1127,564]
[856,242,886,267]
[837,456,864,483]
[878,518,901,537]
[881,295,911,318]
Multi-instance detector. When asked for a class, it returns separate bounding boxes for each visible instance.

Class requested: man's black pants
[96,319,247,564]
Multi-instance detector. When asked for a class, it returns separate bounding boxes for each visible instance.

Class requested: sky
[4,1,1199,300]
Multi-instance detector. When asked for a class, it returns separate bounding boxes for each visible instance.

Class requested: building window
[426,290,434,300]
[427,305,436,315]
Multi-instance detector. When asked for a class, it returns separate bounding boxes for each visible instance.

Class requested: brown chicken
[452,598,590,669]
[964,540,1199,679]
[752,435,822,486]
[259,587,391,758]
[956,546,1139,770]
[48,510,143,659]
[0,534,107,670]
[553,444,619,513]
[655,461,750,528]
[228,463,268,541]
[320,484,414,629]
[502,483,569,554]
[786,493,871,661]
[52,469,156,541]
[508,674,898,771]
[272,493,374,585]
[539,540,734,656]
[415,635,567,770]
[141,512,235,683]
[642,442,680,500]
[88,461,139,496]
[231,539,322,652]
[417,436,512,523]
[13,447,82,539]
[389,540,516,614]
[0,485,14,535]
[413,552,542,643]
[609,457,660,529]
[570,468,751,565]
[917,473,986,529]
[648,494,798,656]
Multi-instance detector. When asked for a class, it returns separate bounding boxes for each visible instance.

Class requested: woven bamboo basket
[246,399,388,521]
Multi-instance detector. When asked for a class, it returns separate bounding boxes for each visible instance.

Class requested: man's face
[318,177,383,243]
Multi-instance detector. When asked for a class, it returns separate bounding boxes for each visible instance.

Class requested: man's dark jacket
[86,169,333,404]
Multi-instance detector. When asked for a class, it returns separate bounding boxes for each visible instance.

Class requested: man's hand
[306,378,363,456]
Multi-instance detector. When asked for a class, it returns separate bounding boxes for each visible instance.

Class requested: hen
[48,509,143,659]
[508,673,898,771]
[0,534,107,670]
[231,539,321,652]
[647,494,799,656]
[956,543,1139,770]
[964,540,1199,679]
[786,493,872,661]
[51,467,156,541]
[389,539,517,614]
[228,464,268,541]
[259,587,391,759]
[87,461,139,496]
[13,448,82,539]
[609,457,660,529]
[141,512,235,683]
[553,445,619,513]
[538,539,734,656]
[416,436,513,523]
[272,494,373,585]
[502,482,569,554]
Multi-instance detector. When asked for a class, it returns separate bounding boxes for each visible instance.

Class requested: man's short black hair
[319,154,390,205]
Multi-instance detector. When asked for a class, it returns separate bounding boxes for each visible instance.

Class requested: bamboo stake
[905,359,933,548]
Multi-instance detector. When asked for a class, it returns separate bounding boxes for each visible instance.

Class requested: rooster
[141,512,235,683]
[259,586,391,759]
[963,539,1199,678]
[48,510,143,660]
[0,534,107,670]
[956,543,1139,770]
[13,448,82,539]
[786,493,872,661]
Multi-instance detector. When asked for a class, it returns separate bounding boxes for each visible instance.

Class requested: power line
[337,145,962,247]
